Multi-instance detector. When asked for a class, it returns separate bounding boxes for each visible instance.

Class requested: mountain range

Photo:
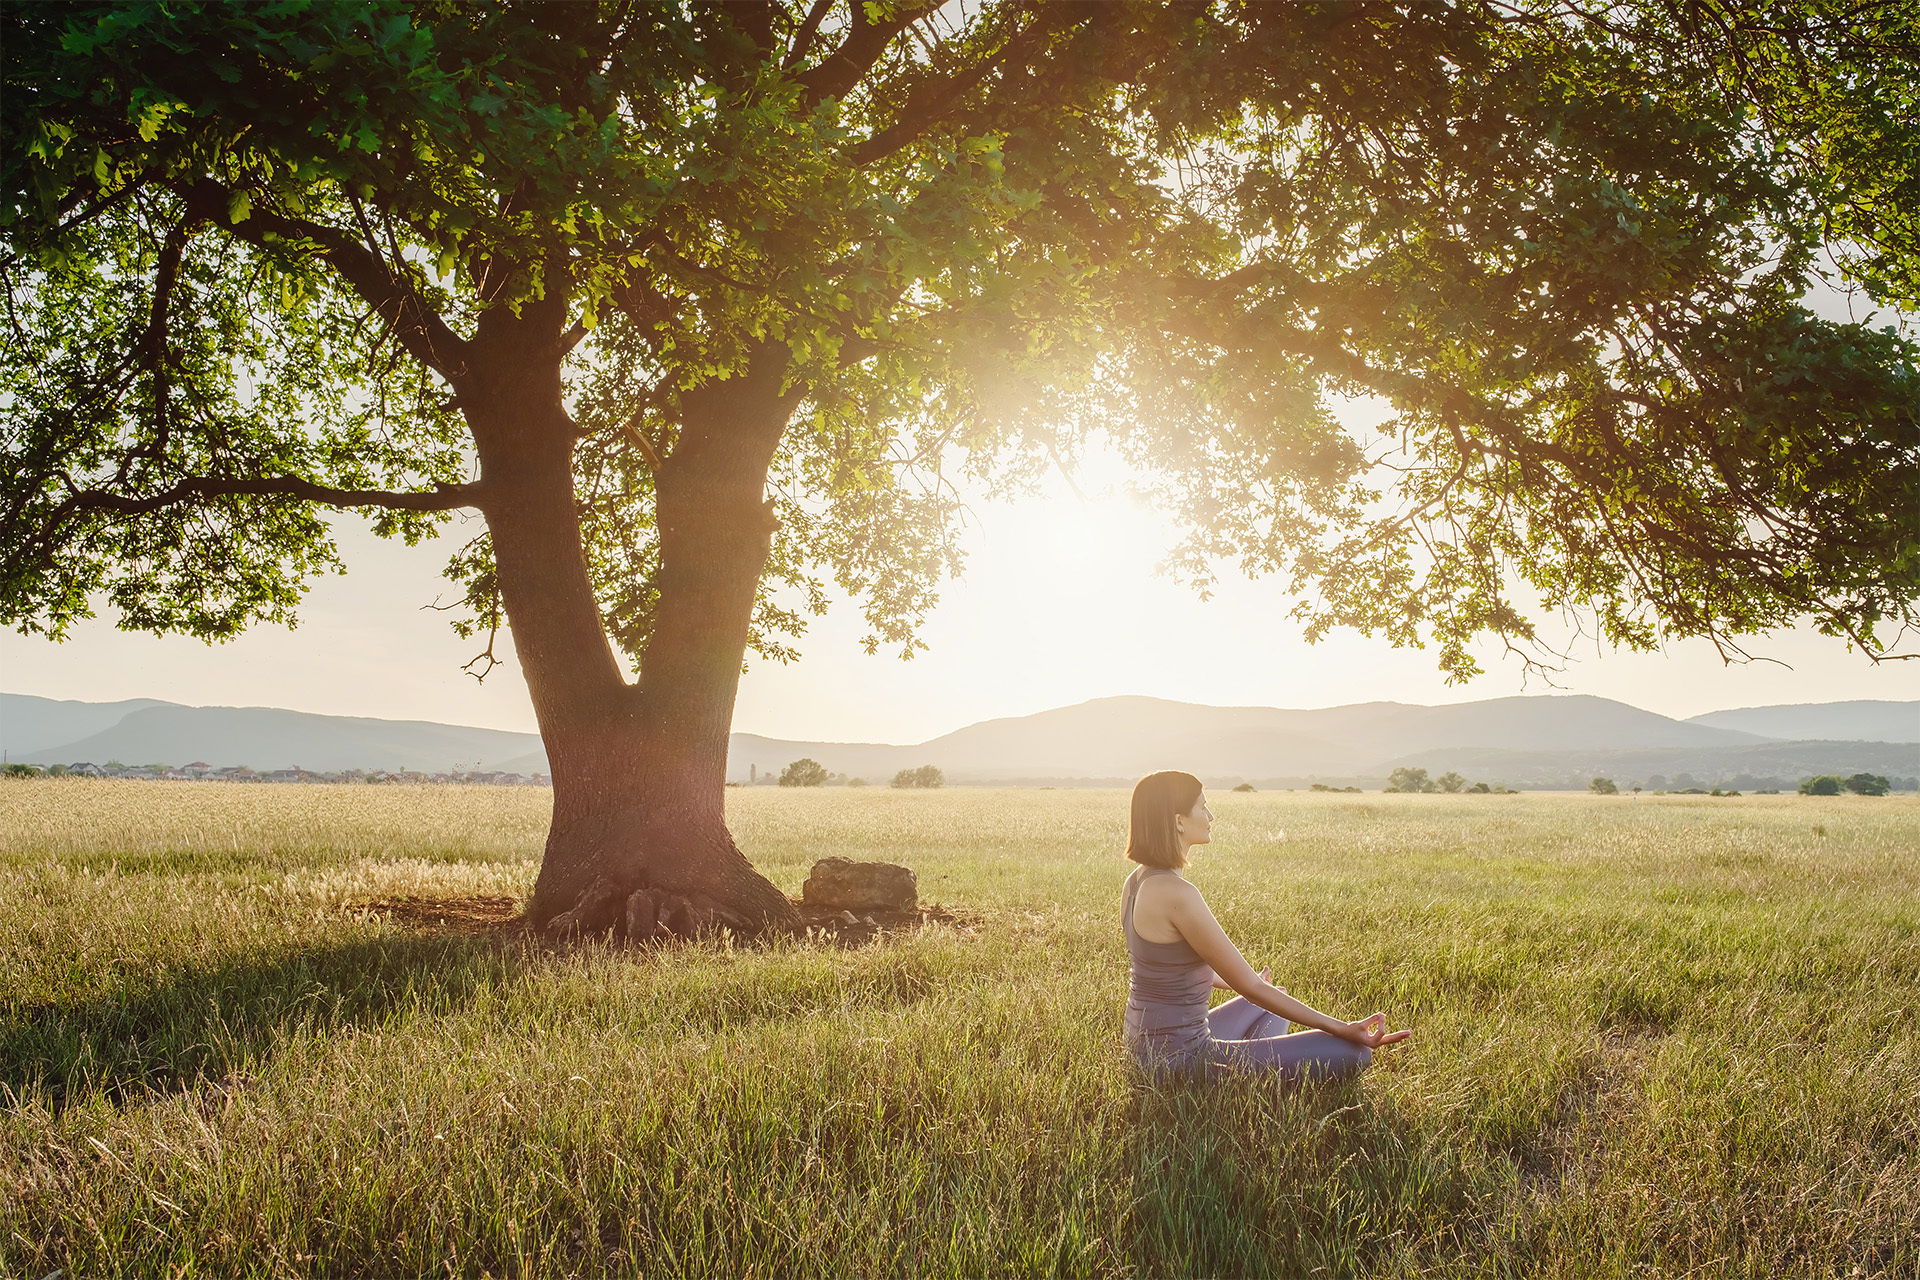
[5,691,1915,787]
[4,697,544,775]
[727,695,1918,787]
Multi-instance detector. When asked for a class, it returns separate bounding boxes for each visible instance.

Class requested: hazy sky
[6,454,1914,742]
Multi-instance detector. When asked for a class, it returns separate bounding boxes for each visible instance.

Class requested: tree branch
[177,178,471,380]
[0,182,142,272]
[63,475,486,518]
[795,2,938,109]
[621,418,665,471]
[846,17,1051,165]
[783,0,836,70]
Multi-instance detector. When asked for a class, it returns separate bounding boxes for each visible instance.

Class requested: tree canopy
[5,0,1917,693]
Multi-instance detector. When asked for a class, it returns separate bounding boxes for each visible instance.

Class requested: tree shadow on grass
[1,932,514,1116]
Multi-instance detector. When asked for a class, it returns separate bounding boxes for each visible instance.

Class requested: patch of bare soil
[792,900,974,946]
[355,895,525,937]
[353,894,975,946]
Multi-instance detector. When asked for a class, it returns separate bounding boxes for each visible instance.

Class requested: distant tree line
[1799,773,1892,796]
[773,760,944,789]
[1382,767,1515,795]
[1368,767,1909,796]
[1,761,542,784]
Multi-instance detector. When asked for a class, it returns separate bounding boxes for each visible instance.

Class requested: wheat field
[1,780,1915,1277]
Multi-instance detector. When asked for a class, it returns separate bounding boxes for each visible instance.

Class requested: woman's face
[1174,792,1213,849]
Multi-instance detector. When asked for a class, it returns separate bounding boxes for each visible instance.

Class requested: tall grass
[2,781,1914,1277]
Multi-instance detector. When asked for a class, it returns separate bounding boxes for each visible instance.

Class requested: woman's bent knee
[1295,1037,1371,1082]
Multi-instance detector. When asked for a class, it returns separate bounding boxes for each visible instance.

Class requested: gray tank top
[1122,868,1216,1064]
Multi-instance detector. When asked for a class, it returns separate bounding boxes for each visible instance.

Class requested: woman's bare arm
[1164,880,1410,1049]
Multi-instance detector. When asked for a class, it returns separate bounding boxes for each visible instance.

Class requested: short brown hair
[1127,771,1203,869]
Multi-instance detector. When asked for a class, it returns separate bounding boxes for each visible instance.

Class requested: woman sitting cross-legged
[1122,770,1411,1080]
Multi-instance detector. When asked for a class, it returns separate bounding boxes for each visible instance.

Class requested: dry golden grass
[2,781,1916,1277]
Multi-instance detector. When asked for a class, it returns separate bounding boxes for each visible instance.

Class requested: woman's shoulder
[1132,868,1200,905]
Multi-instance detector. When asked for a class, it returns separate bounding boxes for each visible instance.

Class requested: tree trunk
[462,309,801,938]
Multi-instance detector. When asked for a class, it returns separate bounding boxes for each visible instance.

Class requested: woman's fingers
[1347,1013,1413,1049]
[1340,1013,1414,1049]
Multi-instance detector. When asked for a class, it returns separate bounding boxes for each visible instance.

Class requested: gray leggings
[1205,996,1373,1082]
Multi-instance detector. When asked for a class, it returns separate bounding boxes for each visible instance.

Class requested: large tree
[6,1,1917,935]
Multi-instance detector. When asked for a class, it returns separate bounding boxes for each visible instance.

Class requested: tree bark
[461,308,801,938]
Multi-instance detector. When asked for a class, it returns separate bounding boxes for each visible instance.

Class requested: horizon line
[7,687,1913,750]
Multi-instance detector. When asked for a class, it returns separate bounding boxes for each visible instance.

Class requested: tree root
[538,877,968,947]
[545,876,755,943]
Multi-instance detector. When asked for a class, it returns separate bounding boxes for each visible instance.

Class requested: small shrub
[779,758,829,787]
[1231,782,1256,793]
[1589,777,1619,795]
[1435,771,1465,793]
[1844,773,1890,796]
[891,764,944,789]
[3,763,42,778]
[847,777,869,788]
[1799,776,1842,796]
[1385,767,1435,793]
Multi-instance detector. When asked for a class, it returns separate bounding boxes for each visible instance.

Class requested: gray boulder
[801,857,917,912]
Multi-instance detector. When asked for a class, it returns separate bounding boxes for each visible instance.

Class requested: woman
[1122,770,1411,1079]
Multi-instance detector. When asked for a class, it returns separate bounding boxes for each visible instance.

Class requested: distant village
[28,762,550,786]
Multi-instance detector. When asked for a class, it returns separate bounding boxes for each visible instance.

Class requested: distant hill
[1685,700,1919,743]
[7,696,540,773]
[724,694,1916,787]
[1,694,176,757]
[7,690,1915,786]
[729,694,1768,782]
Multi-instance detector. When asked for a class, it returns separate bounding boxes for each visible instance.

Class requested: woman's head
[1127,770,1209,868]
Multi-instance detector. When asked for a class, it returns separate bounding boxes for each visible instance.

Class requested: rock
[802,858,917,913]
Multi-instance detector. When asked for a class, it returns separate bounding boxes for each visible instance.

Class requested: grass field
[2,780,1916,1278]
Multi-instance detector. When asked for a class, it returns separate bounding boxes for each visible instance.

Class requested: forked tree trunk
[461,309,801,938]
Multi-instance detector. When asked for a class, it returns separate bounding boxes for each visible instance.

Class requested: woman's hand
[1344,1012,1412,1049]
